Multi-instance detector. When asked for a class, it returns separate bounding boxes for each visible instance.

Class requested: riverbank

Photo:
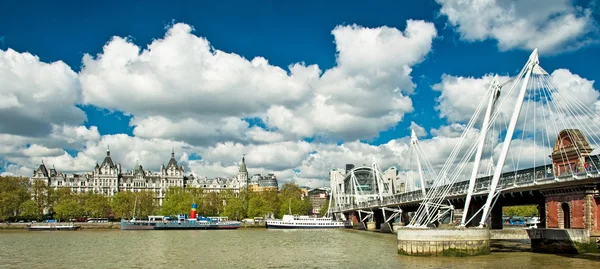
[1,222,121,229]
[1,221,267,230]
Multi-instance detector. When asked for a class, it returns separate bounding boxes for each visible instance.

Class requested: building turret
[238,157,249,188]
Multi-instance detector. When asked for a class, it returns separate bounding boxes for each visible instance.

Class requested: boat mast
[132,196,138,221]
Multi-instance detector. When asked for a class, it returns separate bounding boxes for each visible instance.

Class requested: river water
[0,229,598,268]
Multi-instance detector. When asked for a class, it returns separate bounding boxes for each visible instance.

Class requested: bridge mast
[460,76,500,227]
[412,129,427,198]
[478,49,539,227]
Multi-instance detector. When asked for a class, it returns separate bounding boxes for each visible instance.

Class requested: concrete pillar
[537,202,547,229]
[490,203,503,230]
[366,221,376,231]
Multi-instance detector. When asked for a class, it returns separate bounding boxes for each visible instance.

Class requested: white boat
[26,223,80,231]
[266,215,347,229]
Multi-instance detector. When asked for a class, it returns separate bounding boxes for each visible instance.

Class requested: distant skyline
[1,0,599,187]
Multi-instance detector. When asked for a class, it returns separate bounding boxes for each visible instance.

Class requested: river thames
[0,229,598,268]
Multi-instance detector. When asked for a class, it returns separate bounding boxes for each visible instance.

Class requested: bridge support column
[490,203,503,230]
[537,202,546,229]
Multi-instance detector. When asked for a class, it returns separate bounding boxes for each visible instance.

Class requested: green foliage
[202,191,223,216]
[19,199,41,220]
[30,180,50,211]
[135,191,157,217]
[161,187,194,216]
[278,197,312,218]
[276,183,311,218]
[111,191,135,219]
[111,191,156,219]
[54,198,84,221]
[83,193,111,218]
[222,196,245,220]
[503,205,539,217]
[0,176,30,220]
[319,202,329,217]
[247,194,270,218]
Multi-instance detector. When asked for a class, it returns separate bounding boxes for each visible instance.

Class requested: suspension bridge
[329,49,600,256]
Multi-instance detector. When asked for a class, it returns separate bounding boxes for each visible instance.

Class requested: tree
[54,198,84,221]
[135,191,157,217]
[19,200,41,220]
[247,195,270,218]
[111,192,133,219]
[0,176,29,220]
[260,190,280,217]
[278,197,312,218]
[503,205,538,217]
[84,193,111,218]
[222,196,245,220]
[161,187,193,216]
[319,202,329,217]
[202,191,222,216]
[276,183,311,218]
[30,180,50,213]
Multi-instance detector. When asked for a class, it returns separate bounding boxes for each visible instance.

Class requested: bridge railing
[332,164,599,212]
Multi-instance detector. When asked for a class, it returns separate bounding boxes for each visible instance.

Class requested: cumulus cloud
[0,49,85,137]
[79,21,437,142]
[409,121,427,137]
[437,0,599,52]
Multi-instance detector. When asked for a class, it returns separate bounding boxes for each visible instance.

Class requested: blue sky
[1,0,599,186]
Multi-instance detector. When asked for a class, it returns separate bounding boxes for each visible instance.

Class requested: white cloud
[437,0,599,52]
[409,121,427,137]
[0,49,85,137]
[79,21,437,142]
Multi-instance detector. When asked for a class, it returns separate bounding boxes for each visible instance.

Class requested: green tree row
[162,183,313,220]
[0,176,157,221]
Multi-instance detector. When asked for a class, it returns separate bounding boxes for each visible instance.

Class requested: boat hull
[266,223,346,229]
[121,221,241,230]
[26,226,80,231]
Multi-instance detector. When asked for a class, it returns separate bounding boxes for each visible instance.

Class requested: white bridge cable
[410,70,529,227]
[410,50,548,227]
[402,49,600,228]
[538,72,600,172]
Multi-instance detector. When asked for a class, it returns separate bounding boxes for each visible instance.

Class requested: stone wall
[397,228,490,257]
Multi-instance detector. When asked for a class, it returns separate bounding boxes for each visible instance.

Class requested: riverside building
[29,150,252,205]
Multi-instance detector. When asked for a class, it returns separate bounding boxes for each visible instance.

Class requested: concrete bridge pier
[397,227,491,256]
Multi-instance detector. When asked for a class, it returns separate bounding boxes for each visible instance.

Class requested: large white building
[30,149,250,204]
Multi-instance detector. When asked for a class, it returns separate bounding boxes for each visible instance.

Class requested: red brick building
[545,129,599,232]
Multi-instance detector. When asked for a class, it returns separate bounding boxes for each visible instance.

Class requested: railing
[332,164,600,212]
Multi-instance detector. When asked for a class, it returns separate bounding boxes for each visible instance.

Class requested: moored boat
[121,203,241,230]
[266,215,348,229]
[26,223,81,231]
